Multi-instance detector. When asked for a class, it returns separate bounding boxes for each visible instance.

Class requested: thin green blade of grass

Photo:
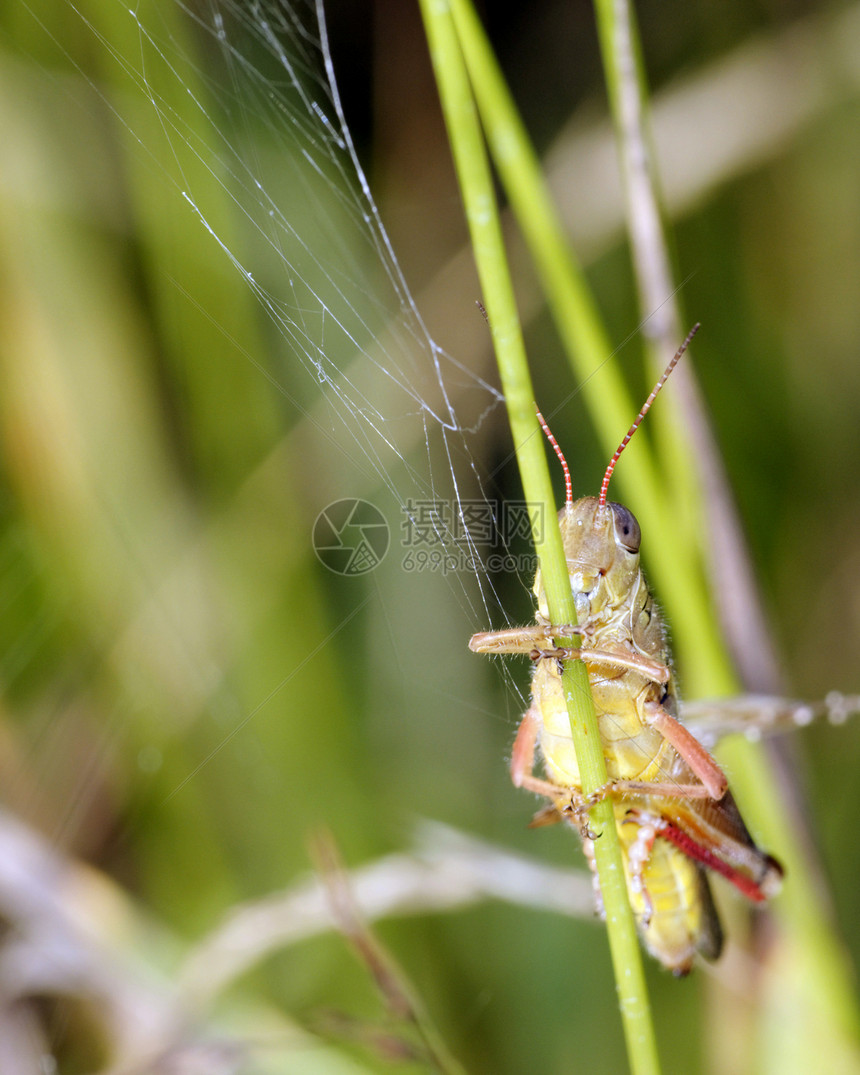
[593,0,860,1066]
[447,0,732,695]
[437,0,860,1067]
[417,3,660,1073]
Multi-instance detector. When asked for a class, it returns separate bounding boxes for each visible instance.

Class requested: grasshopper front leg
[469,624,584,655]
[470,625,672,686]
[509,704,567,800]
[576,700,728,805]
[494,631,729,803]
[509,706,601,830]
[510,705,608,839]
[535,639,728,801]
[489,621,734,807]
[640,700,727,800]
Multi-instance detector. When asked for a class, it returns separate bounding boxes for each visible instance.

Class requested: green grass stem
[418,3,661,1073]
[425,0,860,1070]
[447,0,731,694]
[593,0,860,1064]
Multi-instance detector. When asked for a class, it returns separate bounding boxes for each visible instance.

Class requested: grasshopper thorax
[534,496,642,625]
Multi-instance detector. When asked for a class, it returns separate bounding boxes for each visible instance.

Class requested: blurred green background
[1,1,859,1072]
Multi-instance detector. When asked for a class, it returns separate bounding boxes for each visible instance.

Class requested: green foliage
[1,1,860,1073]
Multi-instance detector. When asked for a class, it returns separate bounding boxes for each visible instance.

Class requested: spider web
[3,0,550,1060]
[93,0,521,612]
[17,0,537,788]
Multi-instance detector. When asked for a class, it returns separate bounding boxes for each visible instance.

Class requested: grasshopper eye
[610,503,641,553]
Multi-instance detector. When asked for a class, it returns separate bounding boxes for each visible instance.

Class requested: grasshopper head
[534,496,641,623]
[532,326,698,627]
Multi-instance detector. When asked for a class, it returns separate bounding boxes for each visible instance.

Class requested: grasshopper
[470,326,784,974]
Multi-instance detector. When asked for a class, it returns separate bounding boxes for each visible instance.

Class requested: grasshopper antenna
[598,323,700,507]
[536,410,573,507]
